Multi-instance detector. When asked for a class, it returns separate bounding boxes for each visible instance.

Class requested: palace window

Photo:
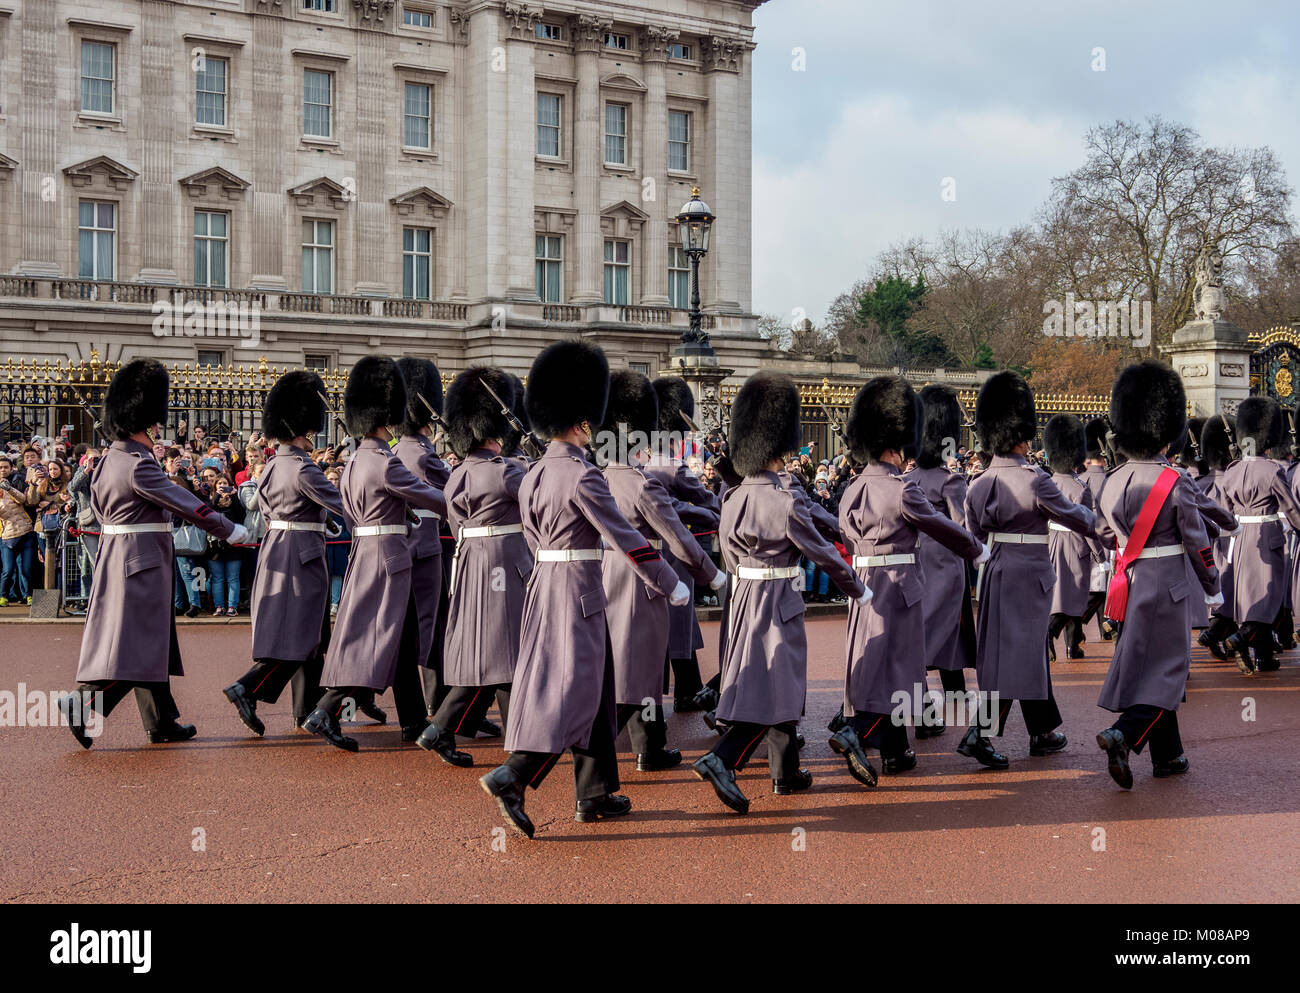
[603,239,630,305]
[195,56,228,128]
[301,219,334,294]
[604,33,629,50]
[604,103,628,166]
[536,93,562,157]
[535,235,563,303]
[402,227,434,300]
[669,245,690,309]
[194,211,229,288]
[404,82,432,148]
[80,41,115,115]
[303,69,333,138]
[668,111,691,172]
[402,8,432,27]
[78,201,116,281]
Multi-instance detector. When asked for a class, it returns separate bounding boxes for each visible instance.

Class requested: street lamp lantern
[675,186,715,255]
[675,187,715,345]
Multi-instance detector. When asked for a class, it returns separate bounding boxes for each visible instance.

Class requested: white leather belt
[853,553,915,568]
[989,532,1049,544]
[354,524,409,537]
[737,565,800,580]
[1238,514,1280,524]
[461,524,524,539]
[537,548,603,562]
[1130,544,1184,560]
[1048,522,1073,533]
[269,521,326,533]
[102,523,172,535]
[649,538,663,549]
[413,509,441,521]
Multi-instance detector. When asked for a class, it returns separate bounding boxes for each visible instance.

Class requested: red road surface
[2,617,1297,903]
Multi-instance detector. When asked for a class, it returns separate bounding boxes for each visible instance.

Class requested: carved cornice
[390,186,453,219]
[352,0,396,24]
[571,12,612,53]
[502,2,544,40]
[63,155,139,191]
[638,24,679,62]
[448,5,470,40]
[701,35,743,73]
[287,176,352,210]
[179,166,251,201]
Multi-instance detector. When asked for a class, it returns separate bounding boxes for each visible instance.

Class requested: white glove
[668,581,691,606]
[708,568,728,591]
[227,523,250,546]
[1205,591,1225,608]
[974,542,991,567]
[1225,520,1242,538]
[854,587,873,608]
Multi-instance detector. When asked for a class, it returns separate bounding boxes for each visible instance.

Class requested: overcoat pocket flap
[778,590,807,623]
[1269,529,1286,550]
[579,587,607,617]
[124,548,168,576]
[298,542,324,565]
[901,578,924,607]
[1169,579,1189,603]
[382,551,412,576]
[1039,573,1054,594]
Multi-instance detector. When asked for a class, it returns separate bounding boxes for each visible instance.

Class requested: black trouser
[615,702,667,756]
[704,671,721,694]
[670,651,703,700]
[1081,591,1107,625]
[421,666,450,717]
[917,668,966,726]
[1237,621,1277,669]
[390,589,438,727]
[1048,612,1084,651]
[974,682,1062,737]
[848,711,910,759]
[1273,607,1294,646]
[503,637,620,802]
[1110,705,1183,764]
[434,684,511,739]
[423,545,454,715]
[710,720,800,781]
[234,654,324,725]
[1205,613,1238,643]
[73,680,179,732]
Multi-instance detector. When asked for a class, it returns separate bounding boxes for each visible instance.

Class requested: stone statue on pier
[1194,243,1228,322]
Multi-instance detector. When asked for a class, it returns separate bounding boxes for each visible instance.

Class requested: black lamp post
[675,187,715,348]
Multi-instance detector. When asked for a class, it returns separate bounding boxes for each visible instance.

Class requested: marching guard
[828,377,985,785]
[392,357,455,743]
[61,359,249,746]
[693,372,868,814]
[1044,414,1105,661]
[305,356,449,751]
[599,370,727,771]
[1078,418,1115,642]
[960,372,1095,768]
[1219,397,1300,675]
[646,376,720,712]
[480,341,688,838]
[223,371,342,735]
[1094,362,1221,787]
[901,384,980,734]
[416,367,531,766]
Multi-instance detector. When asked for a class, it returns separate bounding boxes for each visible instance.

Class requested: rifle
[317,391,356,453]
[478,376,545,459]
[414,392,452,445]
[819,400,854,462]
[1221,410,1241,461]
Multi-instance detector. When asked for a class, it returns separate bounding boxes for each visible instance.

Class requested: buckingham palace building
[0,0,771,380]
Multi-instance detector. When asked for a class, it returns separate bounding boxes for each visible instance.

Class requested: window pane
[98,232,114,281]
[616,242,629,264]
[604,241,614,263]
[211,242,227,288]
[316,249,331,293]
[98,203,115,229]
[210,212,227,237]
[194,212,208,237]
[417,228,431,252]
[195,240,208,286]
[404,228,415,252]
[317,222,331,246]
[78,230,94,278]
[79,202,94,227]
[403,255,414,298]
[302,248,313,291]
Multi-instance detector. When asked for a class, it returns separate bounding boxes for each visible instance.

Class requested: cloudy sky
[749,0,1300,323]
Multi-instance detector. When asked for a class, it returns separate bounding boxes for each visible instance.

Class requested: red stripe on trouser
[251,662,281,694]
[454,688,485,735]
[529,753,560,787]
[859,716,883,742]
[1134,710,1162,746]
[736,726,769,766]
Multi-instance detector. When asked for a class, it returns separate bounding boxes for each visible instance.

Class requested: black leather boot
[223,683,265,736]
[480,766,534,838]
[302,708,358,752]
[1096,727,1132,788]
[415,721,472,766]
[957,725,1009,769]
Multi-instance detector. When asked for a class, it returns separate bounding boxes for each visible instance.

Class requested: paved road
[2,618,1297,903]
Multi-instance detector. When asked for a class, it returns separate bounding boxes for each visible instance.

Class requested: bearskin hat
[1201,414,1237,471]
[395,357,443,437]
[1235,396,1285,458]
[601,370,660,442]
[917,384,963,470]
[729,372,801,477]
[1174,416,1207,470]
[444,366,514,458]
[263,371,327,442]
[1085,418,1108,462]
[1043,414,1085,475]
[343,355,406,437]
[654,376,696,434]
[525,340,609,439]
[975,371,1036,456]
[1109,361,1185,459]
[1269,409,1295,459]
[846,376,921,464]
[102,359,170,441]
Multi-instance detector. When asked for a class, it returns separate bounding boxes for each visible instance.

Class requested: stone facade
[0,0,771,379]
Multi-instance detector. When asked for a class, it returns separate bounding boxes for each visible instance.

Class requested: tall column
[18,0,59,275]
[638,25,676,307]
[353,27,388,295]
[137,1,178,283]
[501,4,542,301]
[701,36,747,315]
[569,13,611,305]
[249,8,286,290]
[449,8,470,300]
